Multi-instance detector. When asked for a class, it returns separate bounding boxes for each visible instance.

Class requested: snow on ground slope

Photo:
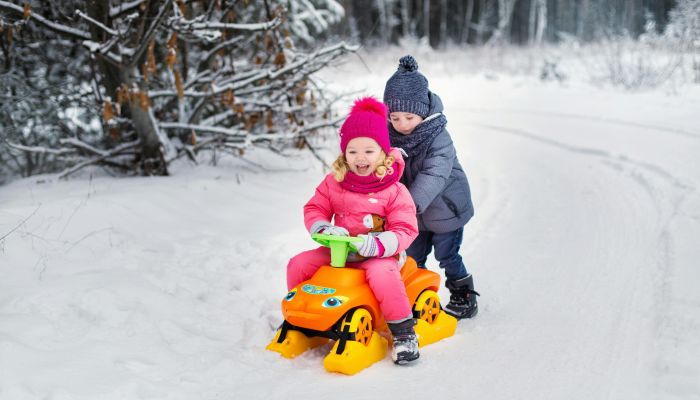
[1,50,699,400]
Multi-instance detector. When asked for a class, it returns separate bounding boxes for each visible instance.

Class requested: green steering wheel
[311,233,363,268]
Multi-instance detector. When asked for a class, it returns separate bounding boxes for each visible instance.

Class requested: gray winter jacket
[399,93,474,233]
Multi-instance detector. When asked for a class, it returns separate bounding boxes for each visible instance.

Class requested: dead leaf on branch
[147,41,157,74]
[102,100,114,122]
[175,0,187,16]
[295,89,305,105]
[174,71,184,100]
[274,52,286,67]
[167,32,178,49]
[226,9,236,22]
[165,48,177,70]
[131,90,151,110]
[220,88,234,108]
[265,34,275,51]
[116,84,129,105]
[266,110,274,129]
[141,63,149,82]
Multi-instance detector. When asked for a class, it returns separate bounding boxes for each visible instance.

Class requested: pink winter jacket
[303,148,418,258]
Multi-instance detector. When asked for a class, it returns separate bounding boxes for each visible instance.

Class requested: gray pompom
[398,55,418,72]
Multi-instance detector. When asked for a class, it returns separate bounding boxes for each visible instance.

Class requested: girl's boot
[445,274,480,319]
[387,319,419,365]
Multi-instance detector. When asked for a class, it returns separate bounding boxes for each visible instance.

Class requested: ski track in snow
[462,107,700,140]
[451,99,699,399]
[1,72,700,399]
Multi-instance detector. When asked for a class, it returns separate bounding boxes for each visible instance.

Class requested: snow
[2,48,700,400]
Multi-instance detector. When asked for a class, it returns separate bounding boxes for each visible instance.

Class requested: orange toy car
[267,234,457,375]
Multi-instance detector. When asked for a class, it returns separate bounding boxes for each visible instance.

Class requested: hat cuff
[385,99,429,118]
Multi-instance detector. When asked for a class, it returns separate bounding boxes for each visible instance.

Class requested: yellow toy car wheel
[324,307,387,375]
[341,308,373,345]
[413,290,441,324]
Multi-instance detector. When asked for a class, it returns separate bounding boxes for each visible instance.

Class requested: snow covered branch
[169,16,282,33]
[109,0,145,18]
[6,142,78,156]
[74,10,118,36]
[0,1,91,40]
[56,140,140,180]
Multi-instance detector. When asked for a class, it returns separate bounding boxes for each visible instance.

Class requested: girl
[286,97,420,365]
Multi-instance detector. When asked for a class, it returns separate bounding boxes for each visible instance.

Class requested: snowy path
[1,68,700,399]
[446,80,700,399]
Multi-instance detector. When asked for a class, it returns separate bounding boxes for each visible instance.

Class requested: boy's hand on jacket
[313,223,349,237]
[356,233,382,257]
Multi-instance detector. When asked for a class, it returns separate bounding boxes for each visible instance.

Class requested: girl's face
[389,112,423,135]
[345,137,383,176]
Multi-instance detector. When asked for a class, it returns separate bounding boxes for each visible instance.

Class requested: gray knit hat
[383,55,430,118]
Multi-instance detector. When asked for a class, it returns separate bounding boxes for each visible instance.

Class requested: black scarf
[389,113,447,157]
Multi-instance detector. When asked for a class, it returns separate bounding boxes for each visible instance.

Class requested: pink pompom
[350,97,387,118]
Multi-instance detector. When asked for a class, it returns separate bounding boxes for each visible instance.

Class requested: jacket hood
[427,91,444,116]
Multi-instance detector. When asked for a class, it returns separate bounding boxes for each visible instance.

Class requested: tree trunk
[535,0,546,45]
[423,0,430,41]
[461,0,474,44]
[475,0,486,44]
[377,0,389,44]
[489,0,516,45]
[86,0,168,175]
[440,0,448,47]
[400,0,410,37]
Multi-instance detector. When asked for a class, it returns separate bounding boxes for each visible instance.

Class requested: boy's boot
[445,274,480,319]
[387,319,420,365]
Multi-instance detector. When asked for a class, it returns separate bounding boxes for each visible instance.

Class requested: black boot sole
[444,306,478,320]
[394,353,420,365]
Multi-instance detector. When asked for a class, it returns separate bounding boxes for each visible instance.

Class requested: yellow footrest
[415,310,458,347]
[266,329,329,359]
[323,331,388,375]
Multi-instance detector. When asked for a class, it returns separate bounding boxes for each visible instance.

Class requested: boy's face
[389,112,423,135]
[345,137,383,176]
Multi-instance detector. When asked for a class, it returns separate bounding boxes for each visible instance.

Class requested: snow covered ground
[1,48,700,400]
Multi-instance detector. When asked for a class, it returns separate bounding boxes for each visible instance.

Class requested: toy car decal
[302,284,336,295]
[284,288,297,301]
[322,296,349,308]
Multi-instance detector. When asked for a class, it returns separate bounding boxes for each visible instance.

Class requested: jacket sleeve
[303,175,334,233]
[409,132,455,214]
[377,184,419,257]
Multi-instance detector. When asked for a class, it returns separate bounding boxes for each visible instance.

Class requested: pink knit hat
[339,97,391,153]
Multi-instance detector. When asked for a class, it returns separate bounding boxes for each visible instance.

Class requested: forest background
[0,0,698,184]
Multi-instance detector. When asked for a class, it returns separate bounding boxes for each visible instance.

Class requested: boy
[383,55,480,319]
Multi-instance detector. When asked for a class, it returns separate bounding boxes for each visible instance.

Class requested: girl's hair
[332,151,395,182]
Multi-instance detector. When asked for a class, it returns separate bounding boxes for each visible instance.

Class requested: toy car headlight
[284,288,297,301]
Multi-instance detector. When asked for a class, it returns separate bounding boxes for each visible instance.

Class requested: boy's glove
[311,222,349,237]
[356,233,382,257]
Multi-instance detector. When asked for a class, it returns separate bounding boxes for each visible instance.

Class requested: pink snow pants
[286,247,412,322]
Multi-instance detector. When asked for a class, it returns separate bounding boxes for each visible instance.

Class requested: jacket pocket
[442,195,461,218]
